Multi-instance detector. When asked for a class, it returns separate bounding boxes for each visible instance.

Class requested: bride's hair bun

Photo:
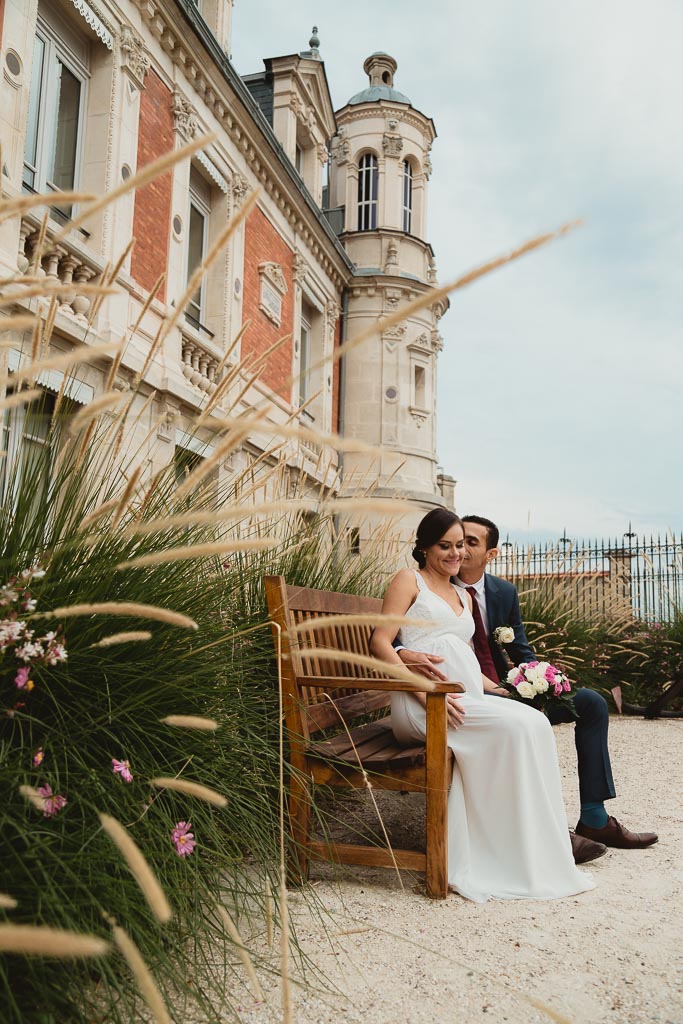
[412,545,426,568]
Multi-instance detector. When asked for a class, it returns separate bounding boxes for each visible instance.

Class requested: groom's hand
[397,648,448,681]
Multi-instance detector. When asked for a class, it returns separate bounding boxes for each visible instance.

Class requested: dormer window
[402,160,413,233]
[357,153,378,231]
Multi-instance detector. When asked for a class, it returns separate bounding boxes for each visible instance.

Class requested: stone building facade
[0,0,455,550]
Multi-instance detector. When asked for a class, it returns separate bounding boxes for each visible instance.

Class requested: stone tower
[329,54,450,548]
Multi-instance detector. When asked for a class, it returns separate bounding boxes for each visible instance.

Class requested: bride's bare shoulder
[383,567,418,600]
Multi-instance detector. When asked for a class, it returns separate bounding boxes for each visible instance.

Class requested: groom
[396,513,658,864]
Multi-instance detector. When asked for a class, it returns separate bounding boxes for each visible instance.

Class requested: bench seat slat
[302,688,391,731]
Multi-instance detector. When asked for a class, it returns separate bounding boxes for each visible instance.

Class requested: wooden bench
[264,574,465,899]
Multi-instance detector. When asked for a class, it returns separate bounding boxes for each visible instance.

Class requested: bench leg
[425,693,449,899]
[287,770,312,886]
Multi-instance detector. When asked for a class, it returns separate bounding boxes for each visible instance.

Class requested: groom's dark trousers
[482,574,616,805]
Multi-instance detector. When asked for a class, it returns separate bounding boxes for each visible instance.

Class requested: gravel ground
[211,717,683,1024]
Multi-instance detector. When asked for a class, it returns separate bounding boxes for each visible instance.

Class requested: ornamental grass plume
[150,777,228,808]
[98,814,172,924]
[0,925,109,958]
[160,715,219,731]
[111,924,172,1024]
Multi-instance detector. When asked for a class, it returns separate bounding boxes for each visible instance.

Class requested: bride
[371,507,595,902]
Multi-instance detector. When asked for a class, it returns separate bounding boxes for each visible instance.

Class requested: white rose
[526,665,545,686]
[506,668,521,685]
[495,626,515,645]
[517,682,536,699]
[534,677,549,694]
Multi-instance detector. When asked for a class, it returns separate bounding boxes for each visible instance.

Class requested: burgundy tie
[466,586,499,682]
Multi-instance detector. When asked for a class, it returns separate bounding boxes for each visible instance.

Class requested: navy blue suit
[482,574,616,804]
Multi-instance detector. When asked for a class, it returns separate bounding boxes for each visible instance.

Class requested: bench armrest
[299,675,465,694]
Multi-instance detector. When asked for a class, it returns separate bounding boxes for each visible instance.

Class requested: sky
[230,0,683,543]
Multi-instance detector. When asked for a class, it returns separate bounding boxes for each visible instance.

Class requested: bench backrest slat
[264,575,391,737]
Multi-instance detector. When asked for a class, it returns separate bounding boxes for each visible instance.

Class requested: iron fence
[489,532,683,623]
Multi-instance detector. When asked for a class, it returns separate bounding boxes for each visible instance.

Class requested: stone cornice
[335,103,436,144]
[132,0,353,289]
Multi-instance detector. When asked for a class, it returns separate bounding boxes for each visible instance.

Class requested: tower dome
[347,52,412,106]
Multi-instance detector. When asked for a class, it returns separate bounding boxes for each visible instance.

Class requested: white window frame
[357,153,378,231]
[298,310,311,407]
[185,170,211,328]
[23,10,89,210]
[402,159,413,234]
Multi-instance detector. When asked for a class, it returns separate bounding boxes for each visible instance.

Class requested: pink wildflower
[33,748,44,767]
[36,783,67,817]
[14,666,31,689]
[112,758,133,783]
[171,821,196,857]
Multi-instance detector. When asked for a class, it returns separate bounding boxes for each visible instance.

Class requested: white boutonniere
[493,625,515,646]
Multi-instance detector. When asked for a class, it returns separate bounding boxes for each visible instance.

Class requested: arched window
[402,160,413,234]
[357,153,378,231]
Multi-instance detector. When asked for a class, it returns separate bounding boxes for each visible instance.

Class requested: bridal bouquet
[504,661,577,717]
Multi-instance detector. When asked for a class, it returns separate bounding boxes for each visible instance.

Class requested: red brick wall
[130,70,173,299]
[242,207,294,399]
[331,315,341,432]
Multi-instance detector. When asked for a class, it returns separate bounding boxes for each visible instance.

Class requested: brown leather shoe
[575,816,658,850]
[569,830,607,864]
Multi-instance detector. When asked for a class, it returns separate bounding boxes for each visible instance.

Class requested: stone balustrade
[180,329,221,394]
[17,216,99,322]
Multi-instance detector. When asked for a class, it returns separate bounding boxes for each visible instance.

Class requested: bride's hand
[446,693,466,729]
[398,648,447,681]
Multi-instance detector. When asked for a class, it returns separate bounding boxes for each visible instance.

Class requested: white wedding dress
[392,570,595,902]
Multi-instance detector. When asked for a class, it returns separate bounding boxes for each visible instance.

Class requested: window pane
[23,34,46,190]
[49,58,81,193]
[357,155,378,231]
[299,320,310,405]
[187,202,206,320]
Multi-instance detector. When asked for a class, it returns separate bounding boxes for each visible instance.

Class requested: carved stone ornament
[258,262,288,327]
[386,117,400,132]
[325,299,341,330]
[156,402,177,441]
[424,145,433,179]
[382,134,404,158]
[384,241,399,272]
[410,331,431,352]
[382,320,407,342]
[293,250,310,285]
[231,173,249,207]
[431,331,444,353]
[171,89,199,139]
[409,407,428,428]
[332,137,350,164]
[431,299,447,322]
[120,26,150,87]
[113,372,132,393]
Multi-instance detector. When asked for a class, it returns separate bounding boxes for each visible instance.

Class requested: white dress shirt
[454,574,490,635]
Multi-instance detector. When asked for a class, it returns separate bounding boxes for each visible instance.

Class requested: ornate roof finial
[309,26,320,51]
